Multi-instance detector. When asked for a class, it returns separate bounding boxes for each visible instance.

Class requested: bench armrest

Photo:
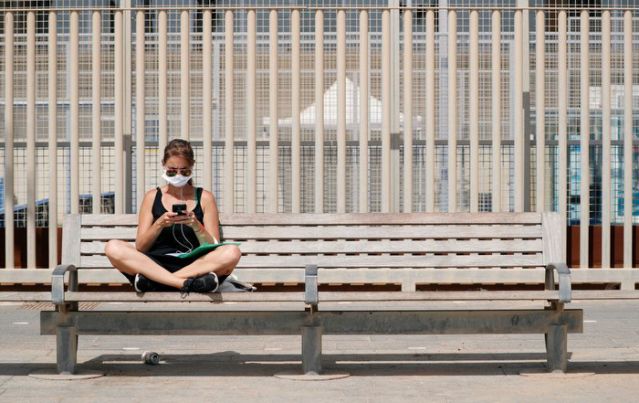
[51,264,78,305]
[545,262,571,303]
[304,264,319,307]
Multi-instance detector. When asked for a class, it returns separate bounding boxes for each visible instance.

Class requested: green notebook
[174,242,241,259]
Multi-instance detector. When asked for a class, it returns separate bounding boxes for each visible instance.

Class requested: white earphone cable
[170,185,194,253]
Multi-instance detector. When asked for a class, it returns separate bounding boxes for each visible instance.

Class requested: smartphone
[172,203,187,215]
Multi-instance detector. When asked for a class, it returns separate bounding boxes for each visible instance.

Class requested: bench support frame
[546,324,568,372]
[56,322,78,374]
[302,325,323,374]
[52,262,80,374]
[42,308,583,374]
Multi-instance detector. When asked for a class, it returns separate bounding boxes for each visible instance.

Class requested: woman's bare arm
[135,189,164,252]
[192,190,220,244]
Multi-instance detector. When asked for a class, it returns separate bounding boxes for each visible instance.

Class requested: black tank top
[148,186,204,254]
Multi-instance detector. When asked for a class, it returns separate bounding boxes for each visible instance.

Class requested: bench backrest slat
[80,239,544,255]
[79,212,544,226]
[80,224,543,241]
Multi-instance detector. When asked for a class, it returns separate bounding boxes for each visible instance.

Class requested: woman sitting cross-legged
[105,138,241,294]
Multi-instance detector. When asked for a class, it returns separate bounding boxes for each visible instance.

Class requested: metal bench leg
[545,324,568,373]
[56,324,78,374]
[302,325,322,375]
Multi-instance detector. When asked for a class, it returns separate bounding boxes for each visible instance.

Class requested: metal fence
[1,2,639,275]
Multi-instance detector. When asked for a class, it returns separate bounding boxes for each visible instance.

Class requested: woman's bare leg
[105,240,185,289]
[173,245,241,279]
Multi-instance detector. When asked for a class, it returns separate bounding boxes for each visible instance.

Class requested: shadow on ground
[3,352,638,377]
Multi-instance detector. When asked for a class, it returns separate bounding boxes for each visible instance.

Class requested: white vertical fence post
[203,10,213,191]
[123,2,132,181]
[114,10,124,214]
[92,11,101,215]
[359,9,369,213]
[292,9,301,213]
[246,9,257,213]
[448,10,457,213]
[601,10,611,268]
[136,10,145,211]
[426,9,435,212]
[491,10,501,213]
[315,10,325,213]
[268,10,278,214]
[224,10,235,213]
[522,4,531,212]
[4,12,14,269]
[580,10,590,268]
[382,9,391,213]
[336,9,346,214]
[158,10,168,155]
[403,9,413,213]
[514,8,524,212]
[390,2,401,213]
[48,11,58,268]
[469,10,479,213]
[558,10,568,262]
[26,11,36,268]
[535,10,545,213]
[403,10,413,213]
[624,10,633,268]
[70,11,80,215]
[181,9,190,140]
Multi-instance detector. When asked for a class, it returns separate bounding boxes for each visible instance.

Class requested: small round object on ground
[142,351,160,365]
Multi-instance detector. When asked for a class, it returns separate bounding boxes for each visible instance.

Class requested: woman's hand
[154,211,180,229]
[175,211,219,243]
[171,211,201,231]
[155,211,202,232]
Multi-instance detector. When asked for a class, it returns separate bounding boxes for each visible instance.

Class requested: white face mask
[162,170,192,188]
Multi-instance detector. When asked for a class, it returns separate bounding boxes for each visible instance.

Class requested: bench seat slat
[319,291,560,301]
[20,267,551,286]
[569,290,639,300]
[24,267,553,284]
[80,254,544,268]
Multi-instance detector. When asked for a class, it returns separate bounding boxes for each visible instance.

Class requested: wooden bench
[40,212,581,375]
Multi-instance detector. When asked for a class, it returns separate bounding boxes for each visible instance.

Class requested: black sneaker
[180,273,219,296]
[134,273,156,293]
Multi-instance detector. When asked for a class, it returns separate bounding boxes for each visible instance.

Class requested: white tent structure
[262,77,422,129]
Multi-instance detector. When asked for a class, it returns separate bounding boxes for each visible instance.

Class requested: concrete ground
[1,300,639,402]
